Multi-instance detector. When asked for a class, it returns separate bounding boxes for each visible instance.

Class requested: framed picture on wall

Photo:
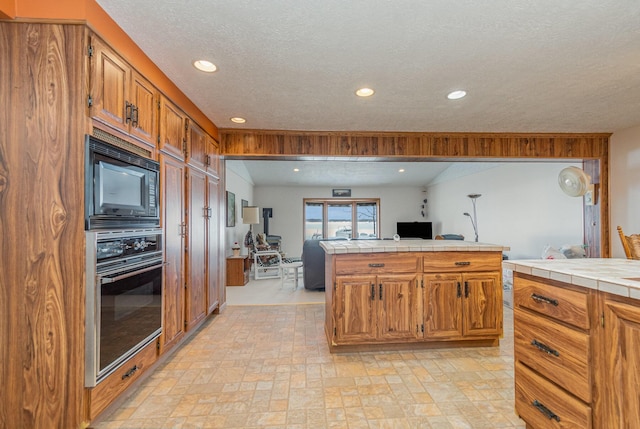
[241,199,248,219]
[226,191,236,227]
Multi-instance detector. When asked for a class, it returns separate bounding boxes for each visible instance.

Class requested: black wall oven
[85,229,163,387]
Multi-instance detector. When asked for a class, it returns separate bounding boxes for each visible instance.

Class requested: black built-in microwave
[85,135,160,230]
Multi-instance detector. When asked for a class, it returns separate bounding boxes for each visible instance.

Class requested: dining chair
[617,226,640,260]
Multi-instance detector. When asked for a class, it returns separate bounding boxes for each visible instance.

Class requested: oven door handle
[98,262,167,284]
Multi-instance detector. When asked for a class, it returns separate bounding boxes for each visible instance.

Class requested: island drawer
[422,252,502,273]
[514,308,591,403]
[514,277,590,330]
[515,361,592,428]
[335,253,421,275]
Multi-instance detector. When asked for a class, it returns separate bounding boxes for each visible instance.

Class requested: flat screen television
[396,221,433,239]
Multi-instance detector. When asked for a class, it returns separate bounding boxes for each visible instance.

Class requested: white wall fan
[558,166,595,205]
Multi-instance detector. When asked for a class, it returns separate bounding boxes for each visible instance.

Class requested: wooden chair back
[617,226,640,260]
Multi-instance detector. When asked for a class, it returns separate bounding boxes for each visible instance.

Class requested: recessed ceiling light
[447,90,467,100]
[398,168,405,173]
[293,168,299,172]
[230,117,246,124]
[355,87,375,97]
[193,60,217,73]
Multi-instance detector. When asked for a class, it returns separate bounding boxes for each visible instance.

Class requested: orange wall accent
[0,0,16,19]
[10,0,219,138]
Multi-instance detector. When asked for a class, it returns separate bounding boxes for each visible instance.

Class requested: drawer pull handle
[454,261,470,266]
[532,399,560,422]
[368,263,385,268]
[371,284,375,301]
[121,365,139,380]
[531,339,560,357]
[531,293,559,306]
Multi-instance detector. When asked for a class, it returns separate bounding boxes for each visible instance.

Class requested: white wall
[224,168,255,256]
[610,124,640,258]
[226,161,603,260]
[253,186,425,257]
[426,163,584,259]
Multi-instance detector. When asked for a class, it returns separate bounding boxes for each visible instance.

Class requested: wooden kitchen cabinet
[89,36,157,146]
[598,294,640,427]
[335,274,418,344]
[159,94,187,159]
[422,256,502,340]
[185,167,208,330]
[513,273,598,428]
[326,250,503,351]
[159,153,185,352]
[206,174,221,313]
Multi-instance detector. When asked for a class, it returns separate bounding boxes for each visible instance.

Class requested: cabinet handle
[379,284,383,300]
[371,284,375,300]
[368,263,385,268]
[180,222,186,237]
[530,339,560,357]
[121,364,139,380]
[454,261,470,266]
[125,101,133,124]
[457,282,461,298]
[464,281,469,298]
[532,400,560,422]
[531,293,559,306]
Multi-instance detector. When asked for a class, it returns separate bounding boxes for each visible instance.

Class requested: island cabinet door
[335,276,377,343]
[423,273,463,339]
[598,295,640,428]
[462,272,502,337]
[377,274,419,341]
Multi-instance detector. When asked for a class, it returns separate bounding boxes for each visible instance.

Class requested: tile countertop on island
[319,239,509,254]
[504,258,640,300]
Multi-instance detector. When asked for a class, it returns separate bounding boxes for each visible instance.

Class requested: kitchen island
[320,239,509,352]
[505,258,640,428]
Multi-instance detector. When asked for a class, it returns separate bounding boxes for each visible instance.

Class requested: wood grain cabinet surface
[89,36,157,147]
[513,273,640,428]
[326,251,503,352]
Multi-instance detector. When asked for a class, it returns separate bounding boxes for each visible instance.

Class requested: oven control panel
[90,229,163,263]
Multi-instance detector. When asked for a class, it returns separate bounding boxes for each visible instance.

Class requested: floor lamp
[463,194,481,242]
[243,206,260,253]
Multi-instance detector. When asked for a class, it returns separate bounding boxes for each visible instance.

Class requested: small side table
[281,261,303,289]
[226,255,250,286]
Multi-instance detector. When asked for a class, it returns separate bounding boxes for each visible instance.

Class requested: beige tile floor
[91,304,525,429]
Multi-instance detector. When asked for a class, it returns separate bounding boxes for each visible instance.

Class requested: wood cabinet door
[599,296,640,427]
[206,175,220,313]
[377,274,418,340]
[185,167,207,330]
[159,95,186,159]
[207,134,220,178]
[462,272,502,337]
[423,273,463,338]
[160,154,185,352]
[129,70,157,145]
[335,276,377,343]
[187,120,207,169]
[90,37,129,132]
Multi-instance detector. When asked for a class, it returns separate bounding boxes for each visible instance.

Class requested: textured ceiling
[96,0,640,133]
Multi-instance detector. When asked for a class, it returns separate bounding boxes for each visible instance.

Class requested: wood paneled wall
[221,129,609,160]
[220,129,611,256]
[0,23,87,429]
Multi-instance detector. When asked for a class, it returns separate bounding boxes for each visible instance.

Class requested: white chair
[281,260,303,289]
[253,250,282,279]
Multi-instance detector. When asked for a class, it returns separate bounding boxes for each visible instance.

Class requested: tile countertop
[320,239,509,254]
[504,258,640,300]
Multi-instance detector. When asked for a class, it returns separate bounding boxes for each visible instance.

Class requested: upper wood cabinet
[186,119,220,177]
[159,95,187,159]
[89,36,157,146]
